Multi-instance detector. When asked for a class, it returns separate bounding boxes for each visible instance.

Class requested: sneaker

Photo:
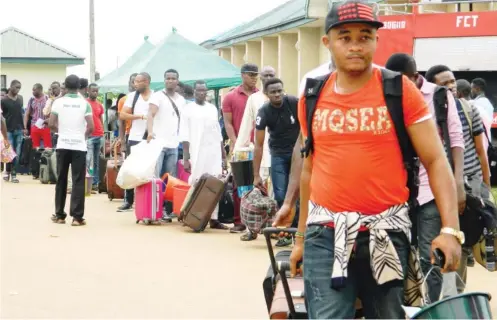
[210,220,228,230]
[275,236,293,247]
[117,203,132,212]
[3,172,10,182]
[51,214,66,224]
[230,224,246,233]
[11,176,19,183]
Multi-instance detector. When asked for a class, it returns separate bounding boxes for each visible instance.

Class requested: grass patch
[492,187,497,200]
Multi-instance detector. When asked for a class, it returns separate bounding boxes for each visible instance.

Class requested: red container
[172,185,191,215]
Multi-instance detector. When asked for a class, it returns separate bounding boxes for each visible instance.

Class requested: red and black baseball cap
[325,0,384,33]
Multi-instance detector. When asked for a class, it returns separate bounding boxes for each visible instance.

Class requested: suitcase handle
[263,227,298,278]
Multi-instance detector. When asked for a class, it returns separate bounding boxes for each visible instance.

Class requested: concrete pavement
[1,176,496,318]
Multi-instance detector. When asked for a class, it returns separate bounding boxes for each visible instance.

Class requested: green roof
[98,32,241,92]
[209,0,315,48]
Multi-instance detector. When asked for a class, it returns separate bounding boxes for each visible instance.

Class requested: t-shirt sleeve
[51,99,61,115]
[471,105,485,136]
[123,93,133,108]
[118,96,126,112]
[85,102,93,116]
[149,92,160,107]
[255,107,268,131]
[222,92,233,113]
[297,95,307,138]
[401,76,432,126]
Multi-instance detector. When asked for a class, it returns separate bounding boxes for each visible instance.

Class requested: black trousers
[55,149,86,221]
[124,139,140,205]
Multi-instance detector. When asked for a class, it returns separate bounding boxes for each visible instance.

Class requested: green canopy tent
[97,36,155,93]
[98,30,241,96]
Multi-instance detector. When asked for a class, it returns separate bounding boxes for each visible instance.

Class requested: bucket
[412,292,493,319]
[173,185,191,215]
[162,173,189,202]
[230,160,254,187]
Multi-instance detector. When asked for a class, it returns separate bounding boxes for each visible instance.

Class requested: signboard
[414,11,497,38]
[374,15,415,66]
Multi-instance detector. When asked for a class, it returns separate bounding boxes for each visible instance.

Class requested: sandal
[240,231,258,241]
[51,215,66,224]
[71,219,86,226]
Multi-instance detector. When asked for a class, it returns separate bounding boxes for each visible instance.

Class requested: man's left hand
[431,233,462,272]
[222,158,228,171]
[146,134,153,143]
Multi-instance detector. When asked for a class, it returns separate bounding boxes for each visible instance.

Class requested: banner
[374,15,415,66]
[414,11,497,38]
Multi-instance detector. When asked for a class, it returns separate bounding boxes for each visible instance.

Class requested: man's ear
[321,35,330,48]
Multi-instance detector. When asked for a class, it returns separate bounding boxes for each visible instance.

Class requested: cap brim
[241,71,259,74]
[327,19,384,32]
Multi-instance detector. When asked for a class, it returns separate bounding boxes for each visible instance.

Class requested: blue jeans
[410,200,442,303]
[303,225,409,319]
[271,153,299,226]
[86,136,102,186]
[6,130,23,175]
[155,147,178,178]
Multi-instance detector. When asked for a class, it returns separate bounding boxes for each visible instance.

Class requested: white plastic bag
[116,140,164,189]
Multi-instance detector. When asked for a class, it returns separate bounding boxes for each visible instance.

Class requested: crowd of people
[1,0,496,317]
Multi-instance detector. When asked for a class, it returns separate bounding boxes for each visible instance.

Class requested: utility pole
[89,0,96,82]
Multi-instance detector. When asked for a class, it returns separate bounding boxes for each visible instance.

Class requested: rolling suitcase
[20,137,32,166]
[135,178,164,225]
[263,228,307,319]
[105,143,124,200]
[98,155,107,193]
[218,174,234,224]
[31,148,43,178]
[179,173,225,232]
[39,149,57,184]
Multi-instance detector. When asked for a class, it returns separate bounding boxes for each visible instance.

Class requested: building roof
[208,0,315,49]
[0,26,84,65]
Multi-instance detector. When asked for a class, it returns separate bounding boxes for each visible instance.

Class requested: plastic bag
[116,140,164,189]
[1,143,16,163]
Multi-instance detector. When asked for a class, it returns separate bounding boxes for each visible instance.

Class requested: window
[1,75,6,89]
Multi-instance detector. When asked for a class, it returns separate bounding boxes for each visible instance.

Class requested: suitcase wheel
[136,220,139,224]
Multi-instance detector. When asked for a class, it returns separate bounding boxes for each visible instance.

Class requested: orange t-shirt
[117,95,131,134]
[298,68,430,215]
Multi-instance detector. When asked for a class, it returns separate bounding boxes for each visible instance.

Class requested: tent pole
[214,89,220,109]
[104,92,109,134]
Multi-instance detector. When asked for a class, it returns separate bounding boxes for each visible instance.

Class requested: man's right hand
[22,129,28,136]
[3,139,10,149]
[272,203,294,227]
[183,159,191,173]
[290,239,304,277]
[146,134,153,143]
[253,175,264,189]
[119,139,127,153]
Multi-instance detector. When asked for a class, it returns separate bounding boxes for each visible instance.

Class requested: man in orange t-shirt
[117,73,138,152]
[287,1,463,318]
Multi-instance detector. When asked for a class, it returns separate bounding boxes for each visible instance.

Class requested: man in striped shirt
[426,64,490,295]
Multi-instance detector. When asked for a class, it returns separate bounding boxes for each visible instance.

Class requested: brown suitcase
[179,173,225,232]
[105,145,124,201]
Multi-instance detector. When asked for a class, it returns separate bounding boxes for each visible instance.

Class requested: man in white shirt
[48,74,94,226]
[117,72,153,212]
[471,78,494,121]
[234,66,276,179]
[180,80,228,230]
[147,69,186,221]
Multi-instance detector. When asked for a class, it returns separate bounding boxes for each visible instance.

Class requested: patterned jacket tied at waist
[307,201,425,307]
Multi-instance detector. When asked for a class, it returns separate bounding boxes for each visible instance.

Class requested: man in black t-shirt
[253,78,300,244]
[1,80,24,183]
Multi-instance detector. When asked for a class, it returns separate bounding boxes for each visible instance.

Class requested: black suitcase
[98,155,107,193]
[30,148,43,178]
[20,137,32,166]
[218,175,234,224]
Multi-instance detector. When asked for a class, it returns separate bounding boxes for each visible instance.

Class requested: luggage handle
[263,228,297,275]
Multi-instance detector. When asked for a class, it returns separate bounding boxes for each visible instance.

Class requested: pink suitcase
[177,159,191,183]
[135,179,164,225]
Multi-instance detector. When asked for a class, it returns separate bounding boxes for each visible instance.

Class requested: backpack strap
[433,86,454,170]
[381,68,420,209]
[459,98,473,136]
[131,91,140,115]
[301,73,332,158]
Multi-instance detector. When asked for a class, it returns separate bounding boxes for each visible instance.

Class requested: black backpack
[301,69,420,209]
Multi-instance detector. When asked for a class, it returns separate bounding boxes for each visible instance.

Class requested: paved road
[1,176,496,318]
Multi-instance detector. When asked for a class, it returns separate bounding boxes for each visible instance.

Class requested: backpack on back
[301,69,420,209]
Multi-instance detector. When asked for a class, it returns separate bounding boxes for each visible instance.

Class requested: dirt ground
[1,176,496,319]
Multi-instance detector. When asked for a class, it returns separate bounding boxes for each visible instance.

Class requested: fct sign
[456,15,479,28]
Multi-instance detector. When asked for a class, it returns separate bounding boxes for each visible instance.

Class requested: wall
[0,63,66,107]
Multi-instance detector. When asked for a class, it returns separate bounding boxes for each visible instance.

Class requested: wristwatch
[440,227,465,245]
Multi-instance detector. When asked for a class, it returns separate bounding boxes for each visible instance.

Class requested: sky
[1,0,290,79]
